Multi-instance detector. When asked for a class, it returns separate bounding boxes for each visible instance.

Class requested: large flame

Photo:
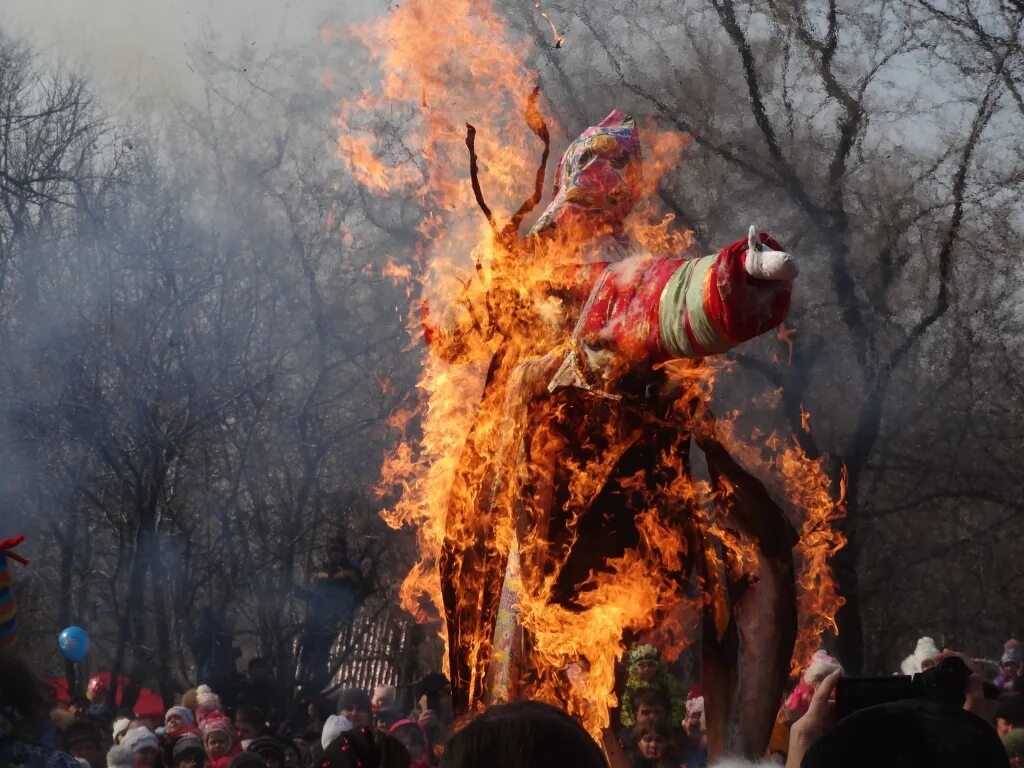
[334,0,845,739]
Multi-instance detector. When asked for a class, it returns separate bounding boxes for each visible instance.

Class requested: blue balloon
[58,626,89,662]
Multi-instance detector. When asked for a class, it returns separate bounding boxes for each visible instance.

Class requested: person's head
[388,721,427,762]
[246,737,285,768]
[801,699,1009,768]
[122,726,160,767]
[280,741,302,768]
[336,690,372,728]
[228,753,266,768]
[373,709,400,733]
[106,744,134,768]
[997,697,1024,738]
[631,688,670,730]
[628,644,661,684]
[438,700,606,768]
[371,686,396,713]
[1004,730,1024,768]
[247,659,270,683]
[202,716,235,760]
[527,110,643,243]
[63,719,105,768]
[173,736,206,768]
[235,707,266,743]
[682,696,704,739]
[1003,650,1023,682]
[415,673,453,727]
[70,697,92,718]
[112,717,132,745]
[632,720,671,761]
[166,706,196,734]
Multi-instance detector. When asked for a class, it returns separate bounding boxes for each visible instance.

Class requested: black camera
[835,656,973,721]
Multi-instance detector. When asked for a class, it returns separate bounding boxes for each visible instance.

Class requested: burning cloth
[426,110,801,757]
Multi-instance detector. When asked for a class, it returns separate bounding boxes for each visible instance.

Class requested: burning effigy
[336,0,845,760]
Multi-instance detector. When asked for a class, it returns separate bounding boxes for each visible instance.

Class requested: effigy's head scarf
[528,110,642,241]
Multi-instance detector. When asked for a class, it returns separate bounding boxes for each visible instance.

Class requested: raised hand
[745,224,799,281]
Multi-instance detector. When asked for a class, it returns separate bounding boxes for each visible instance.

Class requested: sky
[2,0,371,112]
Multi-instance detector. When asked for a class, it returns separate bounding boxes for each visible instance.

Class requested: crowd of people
[2,633,1024,768]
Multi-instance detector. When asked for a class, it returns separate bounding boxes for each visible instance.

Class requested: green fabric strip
[658,254,730,358]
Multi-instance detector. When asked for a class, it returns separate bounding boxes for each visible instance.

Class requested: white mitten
[745,224,799,281]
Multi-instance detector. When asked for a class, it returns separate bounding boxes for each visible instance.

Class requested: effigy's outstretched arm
[550,227,797,392]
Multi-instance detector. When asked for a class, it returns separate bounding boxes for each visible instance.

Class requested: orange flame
[335,0,845,740]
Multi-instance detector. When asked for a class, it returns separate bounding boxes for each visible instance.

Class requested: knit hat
[166,706,195,726]
[63,719,103,748]
[1004,729,1024,756]
[335,688,371,715]
[122,726,159,754]
[246,736,285,764]
[173,734,206,765]
[227,754,266,768]
[900,636,940,675]
[195,686,221,721]
[320,714,354,750]
[1002,648,1023,665]
[201,714,234,744]
[111,717,131,743]
[628,643,660,666]
[106,745,133,768]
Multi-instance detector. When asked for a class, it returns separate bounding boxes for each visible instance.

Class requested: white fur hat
[111,718,131,743]
[803,649,842,684]
[900,636,939,675]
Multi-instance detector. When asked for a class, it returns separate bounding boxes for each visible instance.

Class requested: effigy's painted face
[528,109,642,241]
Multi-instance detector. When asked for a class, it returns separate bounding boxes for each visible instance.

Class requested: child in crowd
[628,721,675,768]
[202,715,240,768]
[620,645,686,730]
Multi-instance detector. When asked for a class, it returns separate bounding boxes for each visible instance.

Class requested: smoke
[3,0,375,113]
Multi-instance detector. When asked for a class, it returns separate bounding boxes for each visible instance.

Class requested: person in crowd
[68,699,92,720]
[320,728,379,768]
[900,636,941,675]
[413,674,452,754]
[60,721,105,768]
[246,736,285,768]
[628,720,675,768]
[373,710,400,733]
[438,700,606,768]
[783,650,842,724]
[786,668,1009,768]
[279,741,302,768]
[375,733,411,768]
[998,696,1024,737]
[239,661,281,727]
[171,736,205,768]
[105,745,132,768]
[120,727,159,768]
[619,687,672,755]
[620,645,686,730]
[387,721,429,768]
[997,644,1023,693]
[165,709,196,740]
[201,715,240,768]
[111,719,131,747]
[234,708,267,749]
[0,652,82,768]
[335,691,372,730]
[195,689,222,727]
[681,696,706,768]
[1004,729,1024,768]
[227,754,265,768]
